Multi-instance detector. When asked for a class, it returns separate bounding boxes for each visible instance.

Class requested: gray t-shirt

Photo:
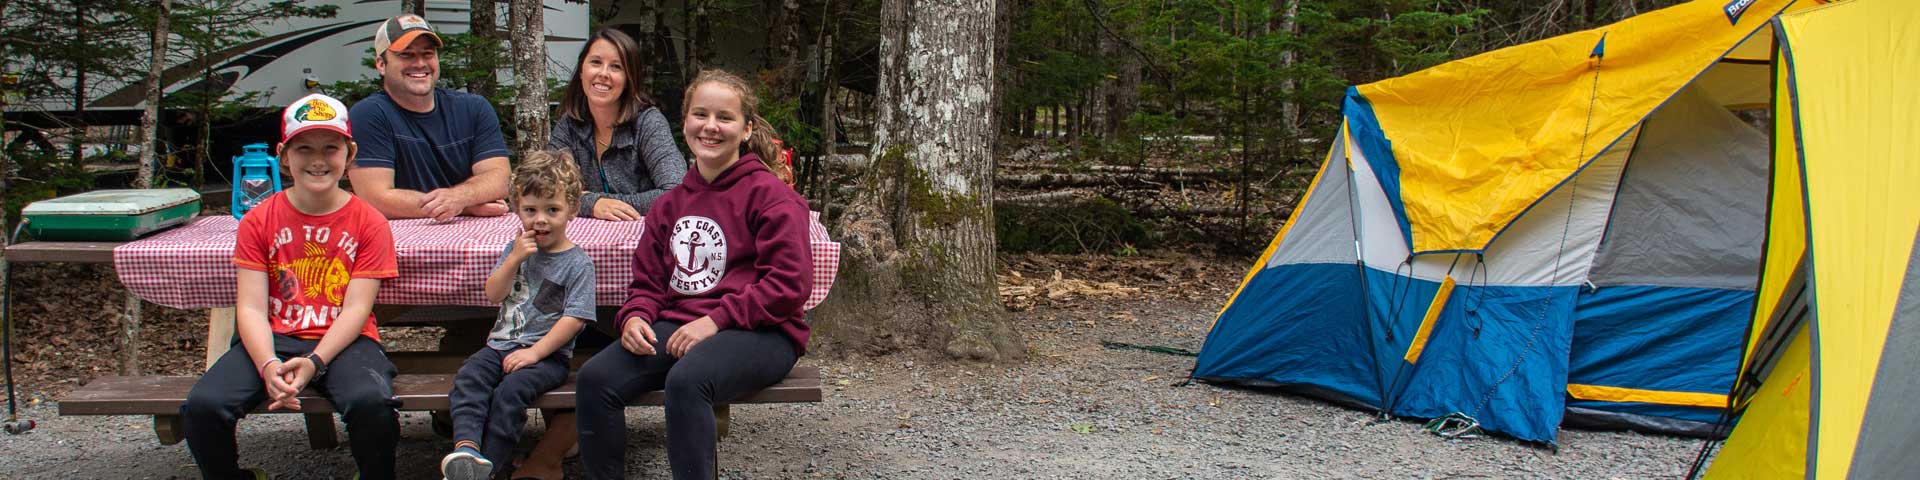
[488,244,597,355]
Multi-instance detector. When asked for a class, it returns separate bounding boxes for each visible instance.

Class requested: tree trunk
[768,0,803,85]
[816,0,1018,362]
[1277,0,1298,138]
[71,6,86,167]
[468,0,498,96]
[807,0,843,199]
[509,0,547,152]
[135,0,169,189]
[407,0,426,16]
[688,0,711,77]
[994,0,1015,137]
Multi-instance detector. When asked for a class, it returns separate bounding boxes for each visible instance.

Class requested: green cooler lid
[22,189,202,216]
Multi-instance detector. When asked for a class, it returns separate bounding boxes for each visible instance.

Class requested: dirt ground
[0,251,1708,478]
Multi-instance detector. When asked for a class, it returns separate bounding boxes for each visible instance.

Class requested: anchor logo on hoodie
[670,216,728,295]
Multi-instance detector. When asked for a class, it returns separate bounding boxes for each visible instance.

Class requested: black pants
[574,321,798,480]
[182,334,399,480]
[447,345,569,474]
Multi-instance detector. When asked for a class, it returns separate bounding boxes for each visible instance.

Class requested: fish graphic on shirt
[281,242,349,304]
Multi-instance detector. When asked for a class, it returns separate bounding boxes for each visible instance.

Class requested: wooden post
[304,413,338,449]
[205,307,235,369]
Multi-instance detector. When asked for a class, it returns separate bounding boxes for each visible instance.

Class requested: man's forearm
[454,157,511,208]
[362,188,430,219]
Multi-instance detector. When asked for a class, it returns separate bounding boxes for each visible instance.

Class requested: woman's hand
[666,316,719,358]
[620,317,658,355]
[592,198,642,221]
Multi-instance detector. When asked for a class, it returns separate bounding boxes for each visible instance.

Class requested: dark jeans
[182,334,399,480]
[574,321,798,480]
[447,345,569,474]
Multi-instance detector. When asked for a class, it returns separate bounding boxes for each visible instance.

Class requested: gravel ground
[0,256,1709,479]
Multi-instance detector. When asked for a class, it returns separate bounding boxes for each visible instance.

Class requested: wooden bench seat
[59,366,821,447]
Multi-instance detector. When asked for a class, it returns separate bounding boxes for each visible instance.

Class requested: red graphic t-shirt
[232,193,398,340]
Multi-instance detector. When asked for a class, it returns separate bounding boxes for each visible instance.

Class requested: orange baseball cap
[372,14,441,54]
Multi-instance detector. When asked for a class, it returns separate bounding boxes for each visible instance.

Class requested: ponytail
[745,114,793,186]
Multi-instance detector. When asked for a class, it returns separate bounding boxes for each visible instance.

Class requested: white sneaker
[440,447,493,480]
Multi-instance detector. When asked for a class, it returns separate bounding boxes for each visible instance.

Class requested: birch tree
[509,0,547,151]
[816,0,1020,362]
[134,0,168,189]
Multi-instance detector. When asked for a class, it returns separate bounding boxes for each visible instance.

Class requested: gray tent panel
[1587,87,1768,290]
[1269,135,1357,268]
[1847,226,1920,479]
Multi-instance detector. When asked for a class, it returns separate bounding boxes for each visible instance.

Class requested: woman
[574,69,811,480]
[547,27,685,221]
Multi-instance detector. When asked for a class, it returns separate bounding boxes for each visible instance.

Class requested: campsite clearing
[0,253,1708,478]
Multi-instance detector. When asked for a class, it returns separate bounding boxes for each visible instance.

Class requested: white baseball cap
[280,93,352,143]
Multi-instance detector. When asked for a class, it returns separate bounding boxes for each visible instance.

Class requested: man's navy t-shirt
[350,89,510,191]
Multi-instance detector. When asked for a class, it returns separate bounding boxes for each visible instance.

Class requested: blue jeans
[447,345,570,475]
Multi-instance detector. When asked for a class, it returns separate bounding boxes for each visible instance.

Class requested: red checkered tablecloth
[114,213,840,310]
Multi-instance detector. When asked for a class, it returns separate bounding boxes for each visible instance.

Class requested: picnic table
[113,213,839,366]
[9,211,840,448]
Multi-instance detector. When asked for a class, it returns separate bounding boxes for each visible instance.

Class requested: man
[348,14,511,220]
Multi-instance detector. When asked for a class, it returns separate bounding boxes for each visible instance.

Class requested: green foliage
[163,0,338,185]
[2,149,95,230]
[758,85,820,157]
[1,0,147,111]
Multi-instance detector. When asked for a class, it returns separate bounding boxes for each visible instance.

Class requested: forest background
[0,0,1690,362]
[0,0,1684,250]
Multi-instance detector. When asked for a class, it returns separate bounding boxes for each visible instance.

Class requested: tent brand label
[1723,0,1756,24]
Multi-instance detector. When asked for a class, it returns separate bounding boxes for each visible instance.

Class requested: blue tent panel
[1568,284,1750,424]
[1390,283,1579,444]
[1196,263,1382,407]
[1343,88,1414,249]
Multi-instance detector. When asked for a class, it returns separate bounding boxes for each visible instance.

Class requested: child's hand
[259,359,298,410]
[507,228,539,262]
[263,359,308,411]
[268,359,316,410]
[502,348,543,373]
[620,317,658,356]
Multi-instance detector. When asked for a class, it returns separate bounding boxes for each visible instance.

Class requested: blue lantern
[232,143,281,219]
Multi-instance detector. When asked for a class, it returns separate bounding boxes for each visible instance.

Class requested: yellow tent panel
[1778,0,1920,476]
[1355,0,1794,253]
[1709,328,1813,479]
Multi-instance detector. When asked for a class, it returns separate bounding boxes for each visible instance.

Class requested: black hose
[4,220,27,421]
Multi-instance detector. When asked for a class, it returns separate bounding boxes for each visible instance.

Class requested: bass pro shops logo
[294,98,336,122]
[670,216,728,295]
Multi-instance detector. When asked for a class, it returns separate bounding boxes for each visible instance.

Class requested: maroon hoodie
[616,155,814,355]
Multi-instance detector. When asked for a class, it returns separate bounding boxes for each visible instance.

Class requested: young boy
[441,150,597,480]
[181,93,401,480]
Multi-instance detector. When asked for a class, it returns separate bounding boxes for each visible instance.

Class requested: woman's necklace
[594,125,614,153]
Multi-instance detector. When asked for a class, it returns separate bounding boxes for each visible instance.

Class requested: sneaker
[244,468,269,480]
[440,446,494,480]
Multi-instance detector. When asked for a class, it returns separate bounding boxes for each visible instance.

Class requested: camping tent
[1703,0,1919,478]
[1195,0,1823,444]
